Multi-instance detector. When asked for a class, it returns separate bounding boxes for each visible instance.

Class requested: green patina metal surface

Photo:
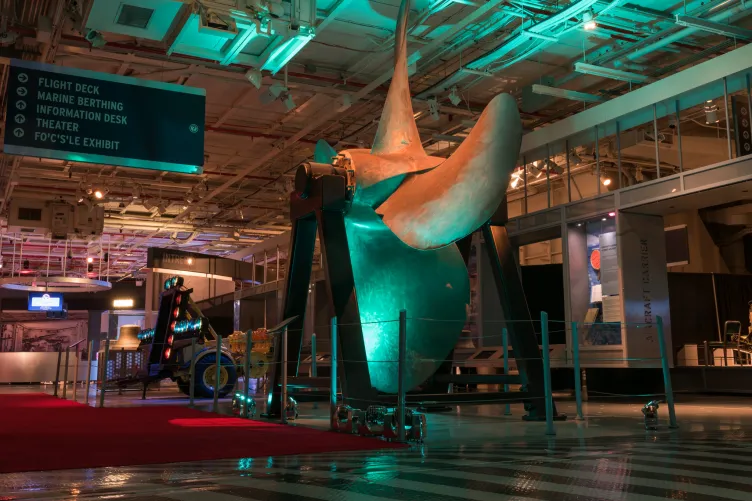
[344,203,469,393]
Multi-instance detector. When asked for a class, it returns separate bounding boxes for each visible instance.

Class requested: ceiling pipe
[622,2,752,63]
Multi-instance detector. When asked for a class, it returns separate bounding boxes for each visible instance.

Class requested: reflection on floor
[1,386,752,500]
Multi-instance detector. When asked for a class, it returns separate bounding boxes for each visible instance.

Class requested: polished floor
[2,387,752,500]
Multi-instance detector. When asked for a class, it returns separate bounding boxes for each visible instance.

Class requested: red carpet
[0,394,404,473]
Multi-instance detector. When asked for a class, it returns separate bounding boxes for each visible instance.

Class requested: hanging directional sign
[2,59,205,174]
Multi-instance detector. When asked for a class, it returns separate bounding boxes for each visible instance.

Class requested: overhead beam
[675,14,752,40]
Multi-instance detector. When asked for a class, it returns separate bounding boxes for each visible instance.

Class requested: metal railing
[53,338,87,401]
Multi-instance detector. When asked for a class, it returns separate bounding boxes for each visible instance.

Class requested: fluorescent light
[532,84,604,103]
[432,134,464,143]
[521,30,559,43]
[459,67,493,77]
[574,62,652,83]
[675,15,752,40]
[113,298,134,308]
[261,29,315,75]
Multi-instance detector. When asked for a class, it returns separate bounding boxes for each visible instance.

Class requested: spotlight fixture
[103,252,109,263]
[259,82,287,105]
[157,203,167,215]
[601,174,612,186]
[337,93,353,112]
[428,97,440,121]
[282,92,296,112]
[530,160,544,178]
[583,9,597,30]
[143,199,155,211]
[132,185,141,199]
[84,29,106,48]
[88,263,94,272]
[187,257,194,265]
[87,256,94,263]
[94,189,105,199]
[448,87,461,106]
[608,212,616,217]
[245,68,263,89]
[76,190,85,203]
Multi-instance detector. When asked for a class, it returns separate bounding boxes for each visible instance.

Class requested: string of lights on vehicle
[164,276,184,290]
[137,329,154,341]
[171,318,203,335]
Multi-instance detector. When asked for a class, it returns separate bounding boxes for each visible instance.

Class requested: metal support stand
[702,340,709,390]
[572,322,584,421]
[72,344,80,402]
[502,327,511,416]
[281,326,289,424]
[53,348,62,397]
[540,311,555,436]
[213,335,221,413]
[62,347,70,399]
[657,316,678,429]
[330,317,338,430]
[85,340,93,405]
[99,338,110,408]
[244,332,252,418]
[397,310,407,443]
[190,338,197,408]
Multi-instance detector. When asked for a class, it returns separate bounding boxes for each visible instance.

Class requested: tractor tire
[176,378,190,395]
[193,352,237,399]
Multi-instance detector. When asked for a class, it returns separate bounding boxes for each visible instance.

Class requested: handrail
[68,338,86,349]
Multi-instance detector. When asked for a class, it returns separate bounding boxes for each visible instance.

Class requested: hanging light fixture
[583,9,597,30]
[601,173,612,186]
[704,100,719,124]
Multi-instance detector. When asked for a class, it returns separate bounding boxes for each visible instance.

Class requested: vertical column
[653,104,660,178]
[330,316,338,426]
[397,310,407,442]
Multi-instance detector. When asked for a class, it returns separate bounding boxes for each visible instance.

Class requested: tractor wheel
[176,377,190,395]
[193,352,237,398]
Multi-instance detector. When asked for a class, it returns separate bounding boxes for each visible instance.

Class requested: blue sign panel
[28,292,64,312]
[3,59,205,174]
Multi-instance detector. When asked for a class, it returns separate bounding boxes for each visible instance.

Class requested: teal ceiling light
[261,27,315,75]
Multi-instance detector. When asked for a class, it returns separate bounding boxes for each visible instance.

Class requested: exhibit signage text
[3,59,206,174]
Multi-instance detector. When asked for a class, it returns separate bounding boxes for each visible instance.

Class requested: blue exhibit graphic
[583,220,622,346]
[3,59,206,174]
[27,292,63,312]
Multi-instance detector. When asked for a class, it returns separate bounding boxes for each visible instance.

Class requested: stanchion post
[572,322,584,420]
[72,344,80,402]
[657,316,678,429]
[99,337,110,408]
[330,317,338,430]
[85,340,93,405]
[398,310,407,443]
[502,327,511,416]
[702,339,709,390]
[244,331,252,417]
[213,335,221,413]
[53,348,62,397]
[189,338,197,408]
[281,326,289,424]
[311,332,318,410]
[62,347,70,399]
[540,311,555,436]
[311,333,318,377]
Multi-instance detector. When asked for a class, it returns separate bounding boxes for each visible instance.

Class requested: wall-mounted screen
[28,292,64,312]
